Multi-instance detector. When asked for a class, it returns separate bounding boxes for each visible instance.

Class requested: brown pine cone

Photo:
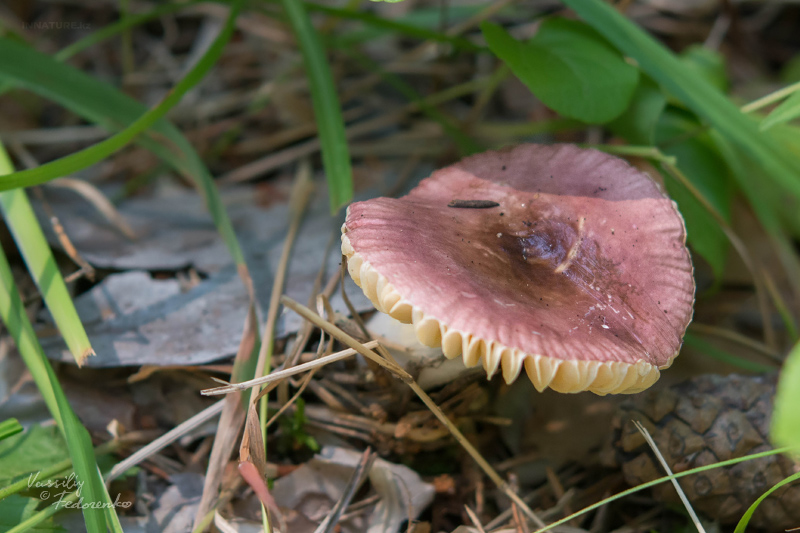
[606,373,800,530]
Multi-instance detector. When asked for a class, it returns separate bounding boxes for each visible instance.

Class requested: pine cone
[607,374,800,530]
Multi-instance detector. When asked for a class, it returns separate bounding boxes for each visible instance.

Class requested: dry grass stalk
[280,295,546,528]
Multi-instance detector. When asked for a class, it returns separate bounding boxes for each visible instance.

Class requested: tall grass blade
[0,244,111,531]
[0,418,22,442]
[279,0,354,212]
[734,470,800,533]
[760,89,800,131]
[0,1,248,271]
[0,143,94,365]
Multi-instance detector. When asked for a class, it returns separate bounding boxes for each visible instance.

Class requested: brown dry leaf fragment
[239,403,282,529]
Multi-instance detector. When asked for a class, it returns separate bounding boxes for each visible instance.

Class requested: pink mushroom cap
[341,144,695,395]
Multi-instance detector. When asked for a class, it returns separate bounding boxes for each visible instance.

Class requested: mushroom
[341,144,694,395]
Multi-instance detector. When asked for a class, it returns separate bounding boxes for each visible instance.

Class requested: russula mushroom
[341,144,694,395]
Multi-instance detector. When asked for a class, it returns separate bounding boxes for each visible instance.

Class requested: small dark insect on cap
[447,199,500,209]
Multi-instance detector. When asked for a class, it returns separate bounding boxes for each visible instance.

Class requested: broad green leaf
[0,418,22,442]
[734,470,800,533]
[0,494,63,532]
[0,426,70,484]
[771,341,800,454]
[481,18,638,124]
[680,45,728,93]
[656,109,732,280]
[560,0,800,238]
[608,76,666,145]
[760,88,800,131]
[280,0,353,212]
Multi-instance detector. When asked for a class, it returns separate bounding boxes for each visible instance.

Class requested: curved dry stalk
[314,448,376,533]
[465,505,488,533]
[265,369,316,431]
[633,421,706,533]
[201,341,379,395]
[250,159,315,405]
[106,399,225,483]
[689,323,782,362]
[196,162,312,528]
[280,295,545,529]
[48,177,137,239]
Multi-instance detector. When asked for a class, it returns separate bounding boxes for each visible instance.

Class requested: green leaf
[760,88,800,131]
[279,0,354,213]
[734,470,800,533]
[607,76,666,145]
[481,18,639,123]
[0,495,63,532]
[0,426,70,485]
[0,419,22,442]
[656,109,732,280]
[560,0,800,240]
[772,341,800,454]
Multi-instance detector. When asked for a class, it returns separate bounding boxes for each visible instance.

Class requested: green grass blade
[534,444,799,533]
[0,5,247,269]
[760,88,800,131]
[0,0,241,191]
[560,0,800,225]
[279,0,353,212]
[0,244,109,531]
[0,144,94,365]
[0,418,22,442]
[734,470,800,533]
